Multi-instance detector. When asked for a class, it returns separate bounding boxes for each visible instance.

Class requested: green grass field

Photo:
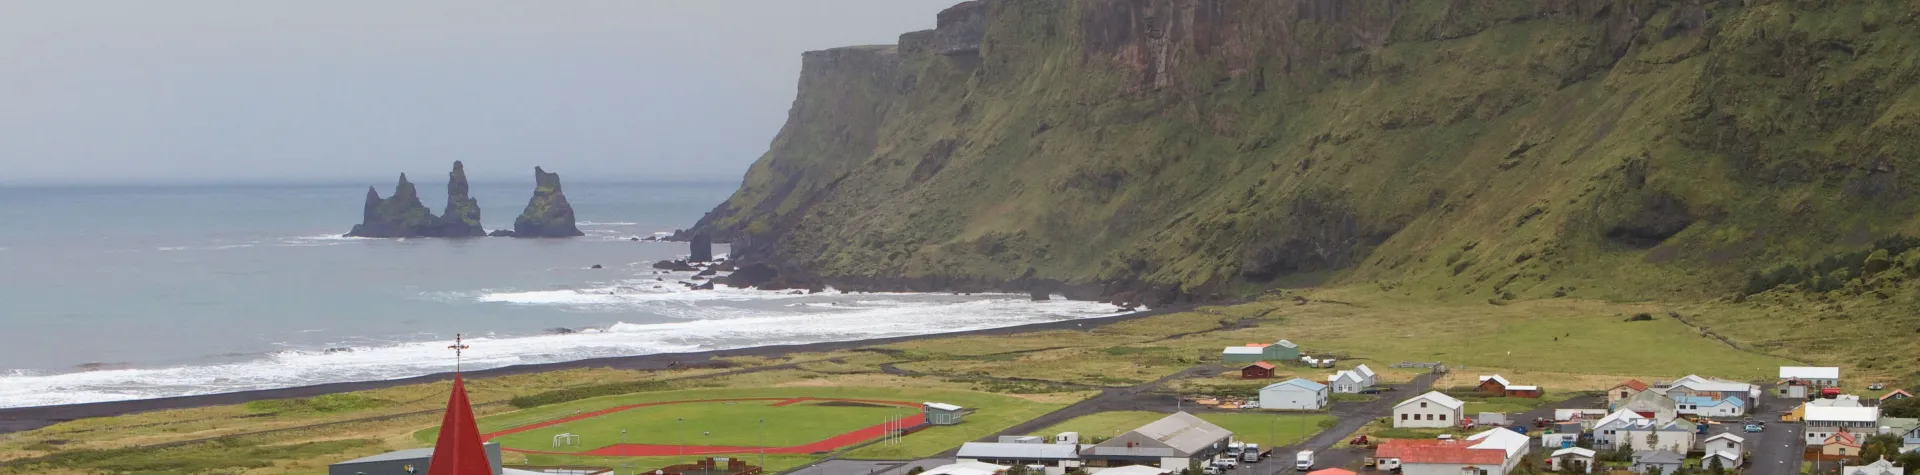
[1033,411,1332,449]
[488,400,915,452]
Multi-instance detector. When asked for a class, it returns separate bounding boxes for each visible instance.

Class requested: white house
[1806,405,1881,445]
[1591,410,1646,450]
[1844,458,1906,475]
[1260,378,1329,410]
[1618,418,1696,453]
[1705,451,1741,471]
[1393,391,1465,428]
[957,442,1082,475]
[1780,366,1842,387]
[1674,395,1746,418]
[1328,370,1368,394]
[1354,364,1377,386]
[1703,433,1744,468]
[1549,447,1596,473]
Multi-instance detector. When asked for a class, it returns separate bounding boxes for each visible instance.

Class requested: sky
[0,1,958,185]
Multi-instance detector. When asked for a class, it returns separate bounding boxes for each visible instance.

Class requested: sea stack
[345,174,437,237]
[512,166,585,237]
[689,232,714,262]
[428,161,486,237]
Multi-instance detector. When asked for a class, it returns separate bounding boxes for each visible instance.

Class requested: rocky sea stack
[345,162,487,238]
[430,161,486,237]
[511,167,584,238]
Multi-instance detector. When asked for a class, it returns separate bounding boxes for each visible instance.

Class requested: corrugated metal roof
[1246,361,1275,370]
[1223,347,1265,355]
[1353,364,1376,378]
[1552,447,1596,458]
[1779,367,1841,380]
[1376,440,1505,465]
[1614,380,1650,391]
[925,402,964,411]
[1479,375,1512,387]
[1274,339,1299,348]
[1266,378,1327,392]
[1634,450,1685,464]
[1395,391,1465,410]
[958,442,1080,460]
[925,461,1010,475]
[1131,412,1232,456]
[1806,405,1880,423]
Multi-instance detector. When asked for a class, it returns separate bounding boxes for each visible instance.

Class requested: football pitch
[488,397,922,453]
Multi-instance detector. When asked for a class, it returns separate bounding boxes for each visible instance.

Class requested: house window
[1421,402,1429,408]
[1621,391,1630,399]
[1440,414,1448,421]
[1401,414,1408,421]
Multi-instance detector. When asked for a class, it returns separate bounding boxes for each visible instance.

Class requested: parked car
[1745,423,1763,433]
[1870,383,1886,391]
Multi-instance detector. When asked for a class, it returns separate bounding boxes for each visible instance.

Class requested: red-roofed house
[1307,469,1358,475]
[1882,389,1913,403]
[1609,380,1650,405]
[1375,429,1526,475]
[1823,431,1862,458]
[1242,361,1276,380]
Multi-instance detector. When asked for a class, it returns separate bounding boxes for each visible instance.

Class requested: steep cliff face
[691,0,1920,302]
[513,167,584,238]
[431,161,487,237]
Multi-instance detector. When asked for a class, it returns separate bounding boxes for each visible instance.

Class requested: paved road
[1743,391,1806,475]
[1247,372,1444,475]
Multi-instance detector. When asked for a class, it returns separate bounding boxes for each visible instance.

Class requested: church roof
[428,375,493,475]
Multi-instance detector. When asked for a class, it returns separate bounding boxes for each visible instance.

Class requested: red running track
[486,397,926,457]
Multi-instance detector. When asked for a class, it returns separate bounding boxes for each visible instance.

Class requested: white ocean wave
[0,293,1121,408]
[576,221,639,226]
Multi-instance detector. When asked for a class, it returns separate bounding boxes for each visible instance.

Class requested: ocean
[0,182,1118,408]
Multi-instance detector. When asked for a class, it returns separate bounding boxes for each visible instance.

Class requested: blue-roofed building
[1674,395,1746,418]
[1259,378,1329,410]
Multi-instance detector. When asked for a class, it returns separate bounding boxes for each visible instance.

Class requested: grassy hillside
[688,0,1920,304]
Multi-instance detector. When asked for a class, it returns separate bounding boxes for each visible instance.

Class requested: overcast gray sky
[0,1,956,185]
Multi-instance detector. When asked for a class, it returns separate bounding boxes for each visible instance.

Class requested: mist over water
[0,183,1120,408]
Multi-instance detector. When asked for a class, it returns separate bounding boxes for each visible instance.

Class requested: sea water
[0,182,1118,408]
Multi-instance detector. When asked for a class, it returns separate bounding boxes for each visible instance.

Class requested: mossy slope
[692,0,1920,303]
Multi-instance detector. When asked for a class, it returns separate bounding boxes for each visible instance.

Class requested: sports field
[485,397,924,456]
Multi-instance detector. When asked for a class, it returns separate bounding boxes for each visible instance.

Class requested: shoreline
[0,302,1192,435]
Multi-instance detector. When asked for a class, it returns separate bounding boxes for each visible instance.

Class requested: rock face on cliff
[346,162,488,238]
[686,0,1920,302]
[512,167,584,238]
[689,233,714,262]
[430,161,486,237]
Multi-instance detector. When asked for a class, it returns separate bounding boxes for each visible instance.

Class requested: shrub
[1626,313,1654,322]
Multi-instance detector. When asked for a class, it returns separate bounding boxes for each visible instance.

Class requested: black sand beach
[0,304,1188,434]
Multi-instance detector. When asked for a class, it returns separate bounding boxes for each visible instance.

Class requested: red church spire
[429,334,492,475]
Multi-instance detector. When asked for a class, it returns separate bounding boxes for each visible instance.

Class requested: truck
[1296,450,1315,471]
[1242,444,1262,463]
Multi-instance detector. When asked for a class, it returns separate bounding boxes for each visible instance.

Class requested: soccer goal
[552,432,580,448]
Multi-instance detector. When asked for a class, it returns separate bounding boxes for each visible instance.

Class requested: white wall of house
[1677,401,1744,417]
[1158,457,1190,470]
[1330,374,1367,394]
[1703,438,1741,456]
[1401,462,1494,475]
[1260,385,1327,410]
[1619,430,1693,453]
[1393,401,1462,428]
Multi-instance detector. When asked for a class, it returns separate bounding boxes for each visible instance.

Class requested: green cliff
[512,167,584,238]
[691,0,1920,303]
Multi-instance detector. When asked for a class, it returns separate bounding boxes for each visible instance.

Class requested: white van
[1295,450,1315,471]
[1241,443,1261,463]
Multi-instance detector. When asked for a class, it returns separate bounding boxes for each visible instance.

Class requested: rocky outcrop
[428,161,486,237]
[932,1,987,56]
[346,162,489,238]
[345,174,439,238]
[689,233,714,262]
[512,167,584,238]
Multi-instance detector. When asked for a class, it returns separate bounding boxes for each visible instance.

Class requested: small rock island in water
[345,162,582,238]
